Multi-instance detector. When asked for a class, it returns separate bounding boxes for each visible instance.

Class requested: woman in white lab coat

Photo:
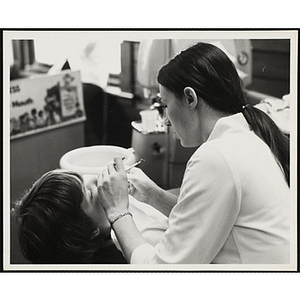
[98,42,290,264]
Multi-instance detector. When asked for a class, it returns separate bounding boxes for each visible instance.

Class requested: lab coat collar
[207,113,250,142]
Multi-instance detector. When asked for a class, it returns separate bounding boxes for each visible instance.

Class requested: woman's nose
[164,116,171,126]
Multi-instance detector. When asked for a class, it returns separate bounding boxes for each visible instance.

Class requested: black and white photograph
[3,30,298,275]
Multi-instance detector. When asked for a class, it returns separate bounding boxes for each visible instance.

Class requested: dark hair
[13,170,111,263]
[157,42,289,185]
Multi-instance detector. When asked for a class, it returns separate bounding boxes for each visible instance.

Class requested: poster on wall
[10,70,86,138]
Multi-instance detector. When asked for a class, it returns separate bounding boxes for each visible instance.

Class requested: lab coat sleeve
[130,144,242,264]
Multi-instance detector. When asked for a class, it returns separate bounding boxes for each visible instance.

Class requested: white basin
[59,145,136,175]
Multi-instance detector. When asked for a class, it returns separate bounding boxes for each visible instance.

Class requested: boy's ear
[183,87,198,109]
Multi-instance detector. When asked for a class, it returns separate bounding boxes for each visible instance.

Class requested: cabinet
[247,39,290,98]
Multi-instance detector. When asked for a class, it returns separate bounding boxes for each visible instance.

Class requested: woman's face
[159,85,197,147]
[80,174,111,235]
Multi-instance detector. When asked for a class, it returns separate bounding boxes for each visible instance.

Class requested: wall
[10,122,85,264]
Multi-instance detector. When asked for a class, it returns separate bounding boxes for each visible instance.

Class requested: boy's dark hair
[12,170,119,264]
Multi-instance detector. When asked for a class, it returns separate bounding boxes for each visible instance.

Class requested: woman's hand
[128,167,178,217]
[127,167,161,206]
[97,156,130,222]
[97,157,150,262]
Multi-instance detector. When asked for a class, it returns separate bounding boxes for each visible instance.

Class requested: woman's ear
[183,87,198,109]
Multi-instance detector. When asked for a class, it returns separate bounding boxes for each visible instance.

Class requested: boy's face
[80,174,111,236]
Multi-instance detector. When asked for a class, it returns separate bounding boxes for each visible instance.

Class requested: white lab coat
[131,113,290,264]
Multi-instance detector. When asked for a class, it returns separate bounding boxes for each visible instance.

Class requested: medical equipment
[125,158,145,173]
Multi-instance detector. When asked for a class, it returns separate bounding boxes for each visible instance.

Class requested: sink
[59,145,136,175]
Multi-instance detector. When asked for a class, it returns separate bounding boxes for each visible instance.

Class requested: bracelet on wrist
[110,212,133,226]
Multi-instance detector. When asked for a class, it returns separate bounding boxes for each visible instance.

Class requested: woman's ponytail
[158,42,290,186]
[241,105,290,186]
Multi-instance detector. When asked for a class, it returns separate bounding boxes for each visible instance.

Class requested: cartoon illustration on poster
[10,71,85,138]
